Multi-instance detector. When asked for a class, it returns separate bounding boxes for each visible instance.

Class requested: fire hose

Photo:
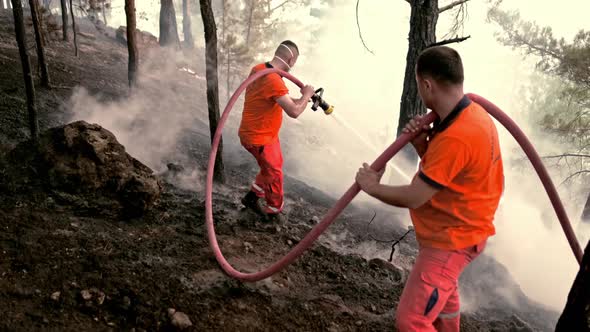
[205,68,583,282]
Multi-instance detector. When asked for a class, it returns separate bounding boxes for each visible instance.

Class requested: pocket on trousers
[420,272,454,316]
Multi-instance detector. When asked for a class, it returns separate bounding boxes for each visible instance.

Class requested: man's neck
[431,89,465,122]
[269,58,289,71]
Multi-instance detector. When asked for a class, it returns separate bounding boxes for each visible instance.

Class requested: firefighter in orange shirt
[239,40,315,220]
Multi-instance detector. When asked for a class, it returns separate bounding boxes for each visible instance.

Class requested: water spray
[205,68,583,282]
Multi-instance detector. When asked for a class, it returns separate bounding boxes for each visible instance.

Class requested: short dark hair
[416,46,464,85]
[280,40,299,55]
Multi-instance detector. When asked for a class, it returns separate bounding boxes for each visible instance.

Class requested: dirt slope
[0,9,558,331]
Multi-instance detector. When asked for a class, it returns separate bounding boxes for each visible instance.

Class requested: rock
[116,26,159,50]
[50,291,61,301]
[310,216,320,224]
[96,291,106,305]
[168,309,193,330]
[5,121,161,218]
[81,290,92,301]
[355,320,363,326]
[243,242,253,252]
[166,163,185,174]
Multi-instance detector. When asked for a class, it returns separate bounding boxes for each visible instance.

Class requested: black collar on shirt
[432,95,472,133]
[265,62,273,68]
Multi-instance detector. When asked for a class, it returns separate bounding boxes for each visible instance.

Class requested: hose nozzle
[311,88,334,115]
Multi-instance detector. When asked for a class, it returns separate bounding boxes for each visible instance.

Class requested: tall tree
[29,0,50,88]
[396,0,471,165]
[159,0,180,47]
[60,0,68,41]
[199,0,224,183]
[488,5,590,221]
[182,0,193,48]
[11,0,39,142]
[70,0,78,56]
[124,0,137,87]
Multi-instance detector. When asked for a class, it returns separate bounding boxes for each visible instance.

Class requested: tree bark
[29,0,50,88]
[245,0,254,46]
[60,0,68,40]
[199,0,225,183]
[581,192,590,222]
[556,240,590,331]
[226,48,230,101]
[102,1,107,25]
[396,0,439,166]
[159,0,180,48]
[69,0,78,56]
[124,0,137,88]
[182,0,193,48]
[11,0,39,142]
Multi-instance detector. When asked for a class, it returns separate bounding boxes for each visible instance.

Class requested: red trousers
[243,139,284,212]
[395,241,486,332]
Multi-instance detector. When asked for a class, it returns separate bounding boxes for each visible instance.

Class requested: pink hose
[205,69,582,283]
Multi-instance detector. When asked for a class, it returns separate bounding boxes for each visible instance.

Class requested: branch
[561,170,590,185]
[439,0,470,14]
[428,35,471,47]
[269,0,291,13]
[356,0,375,55]
[543,154,590,159]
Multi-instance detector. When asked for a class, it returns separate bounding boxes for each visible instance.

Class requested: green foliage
[488,5,590,183]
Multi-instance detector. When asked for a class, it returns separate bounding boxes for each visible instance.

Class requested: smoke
[63,0,590,317]
[66,45,226,193]
[281,0,590,315]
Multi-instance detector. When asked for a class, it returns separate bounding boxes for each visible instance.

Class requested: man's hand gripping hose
[205,68,583,282]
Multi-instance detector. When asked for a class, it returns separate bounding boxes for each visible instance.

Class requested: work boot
[258,201,286,224]
[241,191,262,214]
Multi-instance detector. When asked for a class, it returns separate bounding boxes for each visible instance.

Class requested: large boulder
[4,121,161,218]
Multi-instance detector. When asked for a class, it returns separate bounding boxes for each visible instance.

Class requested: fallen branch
[428,35,471,47]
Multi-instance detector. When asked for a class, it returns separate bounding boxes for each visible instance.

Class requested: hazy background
[67,0,590,312]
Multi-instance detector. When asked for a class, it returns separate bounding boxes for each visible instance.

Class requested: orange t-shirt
[410,96,504,250]
[238,63,289,146]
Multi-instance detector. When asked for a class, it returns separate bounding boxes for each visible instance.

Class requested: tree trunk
[11,0,39,142]
[60,0,68,40]
[182,0,193,48]
[29,0,50,88]
[226,48,230,101]
[102,1,107,25]
[581,192,590,222]
[124,0,137,88]
[556,240,590,331]
[199,0,225,183]
[245,0,254,46]
[396,0,439,167]
[159,0,180,47]
[69,0,78,56]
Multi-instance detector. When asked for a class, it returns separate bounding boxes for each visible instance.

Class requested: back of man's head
[416,46,464,86]
[275,40,299,59]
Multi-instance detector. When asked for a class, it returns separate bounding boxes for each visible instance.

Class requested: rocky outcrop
[3,121,161,218]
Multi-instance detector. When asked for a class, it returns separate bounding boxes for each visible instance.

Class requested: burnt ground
[0,9,561,331]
